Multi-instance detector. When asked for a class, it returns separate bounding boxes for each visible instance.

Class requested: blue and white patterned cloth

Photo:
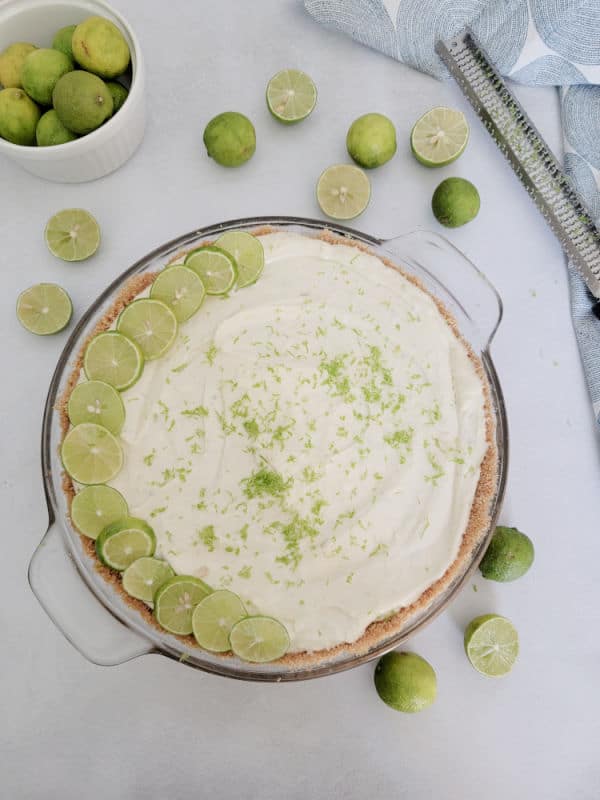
[305,0,600,424]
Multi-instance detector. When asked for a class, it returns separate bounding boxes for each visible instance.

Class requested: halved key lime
[61,422,123,484]
[154,575,212,635]
[45,208,101,261]
[464,614,519,677]
[185,246,237,295]
[316,164,370,220]
[192,589,247,652]
[122,556,174,603]
[215,231,265,288]
[70,484,128,539]
[96,517,156,571]
[67,380,125,434]
[117,298,178,360]
[229,615,290,663]
[16,283,72,335]
[411,107,469,167]
[150,265,206,322]
[83,331,144,391]
[266,68,317,124]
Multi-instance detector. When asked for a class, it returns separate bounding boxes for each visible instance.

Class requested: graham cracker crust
[58,227,499,670]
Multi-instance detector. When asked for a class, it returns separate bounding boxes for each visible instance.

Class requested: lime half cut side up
[411,107,469,167]
[67,380,125,434]
[83,331,144,391]
[266,68,317,124]
[229,615,290,663]
[61,422,123,485]
[316,164,371,220]
[154,575,213,635]
[45,208,100,262]
[150,265,206,322]
[464,614,519,677]
[122,556,174,603]
[16,283,72,335]
[215,231,264,288]
[185,246,237,295]
[192,590,247,652]
[117,298,178,360]
[70,484,128,539]
[96,517,156,571]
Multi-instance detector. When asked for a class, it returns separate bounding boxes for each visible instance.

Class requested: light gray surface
[2,2,599,798]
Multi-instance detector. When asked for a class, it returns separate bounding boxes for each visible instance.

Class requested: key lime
[36,109,78,147]
[464,614,519,677]
[374,651,437,713]
[61,422,123,484]
[67,380,125,434]
[150,265,206,322]
[411,107,469,167]
[52,25,77,60]
[185,246,237,295]
[154,575,212,635]
[21,48,73,106]
[346,113,397,169]
[122,556,174,603]
[105,81,128,113]
[0,87,41,146]
[229,615,290,663]
[96,517,156,571]
[316,164,370,220]
[83,331,144,391]
[192,590,247,652]
[71,16,130,79]
[16,283,72,335]
[52,70,113,134]
[203,111,256,167]
[432,177,480,228]
[45,208,100,262]
[117,298,178,360]
[70,484,128,539]
[479,526,534,582]
[0,42,37,89]
[215,231,264,288]
[266,68,317,124]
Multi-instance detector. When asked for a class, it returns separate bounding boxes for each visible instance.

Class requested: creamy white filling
[107,233,488,652]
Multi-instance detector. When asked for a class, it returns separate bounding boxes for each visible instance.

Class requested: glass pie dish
[28,216,508,682]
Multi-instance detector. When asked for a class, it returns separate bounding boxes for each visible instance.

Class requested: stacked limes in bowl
[0,15,131,147]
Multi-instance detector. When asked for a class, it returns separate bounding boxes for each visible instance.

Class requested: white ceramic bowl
[0,0,145,182]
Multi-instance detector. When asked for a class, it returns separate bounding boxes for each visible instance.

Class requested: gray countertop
[2,1,599,797]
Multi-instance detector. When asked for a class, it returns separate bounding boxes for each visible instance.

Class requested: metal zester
[435,29,600,304]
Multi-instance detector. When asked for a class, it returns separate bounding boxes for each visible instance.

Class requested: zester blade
[435,29,600,300]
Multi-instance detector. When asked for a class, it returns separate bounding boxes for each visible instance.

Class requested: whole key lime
[374,651,437,712]
[346,112,397,169]
[479,526,534,582]
[52,71,113,134]
[0,87,40,145]
[72,16,130,79]
[203,111,256,167]
[432,177,480,227]
[0,42,37,89]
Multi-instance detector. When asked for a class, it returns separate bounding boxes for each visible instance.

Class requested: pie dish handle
[380,228,503,351]
[28,522,154,666]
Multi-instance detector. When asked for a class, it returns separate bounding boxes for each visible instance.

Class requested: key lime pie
[59,228,496,665]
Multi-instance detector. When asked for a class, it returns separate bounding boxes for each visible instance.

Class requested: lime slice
[185,246,237,295]
[117,298,178,360]
[45,208,100,262]
[16,283,72,335]
[464,614,519,677]
[154,575,212,635]
[411,107,469,167]
[229,615,290,663]
[191,590,247,652]
[96,517,156,571]
[122,556,174,603]
[61,422,123,485]
[70,484,128,539]
[150,265,206,322]
[83,331,144,391]
[67,380,125,435]
[215,231,265,288]
[266,68,317,124]
[316,164,371,220]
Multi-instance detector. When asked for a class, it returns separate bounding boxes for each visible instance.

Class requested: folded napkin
[305,0,600,424]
